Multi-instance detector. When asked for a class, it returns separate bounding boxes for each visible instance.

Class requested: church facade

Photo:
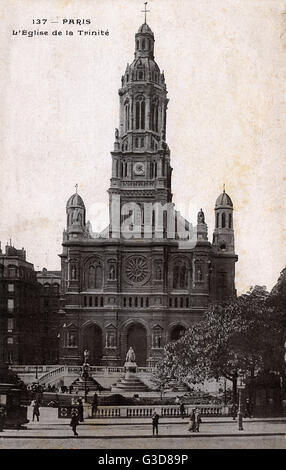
[58,22,238,367]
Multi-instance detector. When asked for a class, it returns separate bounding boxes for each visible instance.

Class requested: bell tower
[108,18,173,238]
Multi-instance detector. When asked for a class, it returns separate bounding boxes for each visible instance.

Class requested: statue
[83,349,89,364]
[125,346,136,363]
[197,208,205,224]
[71,266,76,280]
[115,128,119,140]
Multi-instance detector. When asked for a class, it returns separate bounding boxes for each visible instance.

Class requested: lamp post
[82,349,90,402]
[237,370,245,431]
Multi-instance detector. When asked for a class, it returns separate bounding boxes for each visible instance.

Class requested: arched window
[88,266,96,289]
[89,297,92,307]
[95,265,102,289]
[216,212,219,228]
[142,39,145,49]
[141,100,145,129]
[222,212,226,228]
[150,98,159,132]
[136,101,140,129]
[125,100,130,132]
[180,266,187,288]
[136,40,139,50]
[229,213,232,228]
[135,97,145,130]
[173,266,179,288]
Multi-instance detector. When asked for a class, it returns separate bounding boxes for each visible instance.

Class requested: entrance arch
[82,324,102,365]
[127,323,147,366]
[170,325,186,342]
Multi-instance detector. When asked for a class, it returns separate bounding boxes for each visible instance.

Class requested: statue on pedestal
[124,346,137,374]
[125,346,136,363]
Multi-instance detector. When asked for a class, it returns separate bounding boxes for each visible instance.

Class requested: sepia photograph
[0,0,285,454]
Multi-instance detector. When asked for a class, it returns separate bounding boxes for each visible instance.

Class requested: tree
[158,285,286,402]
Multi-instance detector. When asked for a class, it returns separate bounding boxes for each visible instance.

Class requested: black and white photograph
[0,0,285,454]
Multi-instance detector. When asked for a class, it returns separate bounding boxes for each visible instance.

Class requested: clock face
[134,162,145,175]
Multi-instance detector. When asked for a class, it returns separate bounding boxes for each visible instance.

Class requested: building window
[89,297,92,307]
[229,213,232,228]
[222,212,226,228]
[8,284,14,292]
[135,97,145,130]
[67,332,76,348]
[150,98,159,132]
[123,297,127,307]
[7,299,14,312]
[146,297,149,307]
[196,267,203,282]
[216,212,219,228]
[7,337,13,344]
[8,318,14,332]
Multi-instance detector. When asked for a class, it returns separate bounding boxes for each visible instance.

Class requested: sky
[0,0,285,295]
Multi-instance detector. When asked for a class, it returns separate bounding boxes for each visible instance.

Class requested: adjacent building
[0,243,41,364]
[36,268,61,364]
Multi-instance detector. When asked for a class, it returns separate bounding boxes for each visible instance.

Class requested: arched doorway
[127,323,147,366]
[82,324,102,365]
[170,325,186,342]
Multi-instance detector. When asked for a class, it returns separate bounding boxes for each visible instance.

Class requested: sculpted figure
[126,346,136,363]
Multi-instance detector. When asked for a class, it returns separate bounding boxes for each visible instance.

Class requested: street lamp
[237,370,245,431]
[82,349,90,402]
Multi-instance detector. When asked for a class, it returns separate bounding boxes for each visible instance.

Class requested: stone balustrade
[93,404,229,419]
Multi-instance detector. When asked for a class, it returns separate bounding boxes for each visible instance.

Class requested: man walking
[32,399,40,422]
[152,411,159,436]
[70,411,79,436]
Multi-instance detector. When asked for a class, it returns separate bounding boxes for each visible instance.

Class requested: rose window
[125,256,149,284]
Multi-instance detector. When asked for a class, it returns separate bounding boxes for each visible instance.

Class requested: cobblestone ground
[0,407,285,449]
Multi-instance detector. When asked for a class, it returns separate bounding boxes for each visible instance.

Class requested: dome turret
[213,188,234,253]
[215,190,233,209]
[66,190,86,236]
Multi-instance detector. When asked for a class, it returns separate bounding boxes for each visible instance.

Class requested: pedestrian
[188,408,196,433]
[32,399,40,422]
[194,408,202,432]
[78,398,84,422]
[152,411,159,436]
[180,402,185,419]
[92,392,98,417]
[70,411,79,436]
[231,402,238,420]
[244,398,252,418]
[0,407,6,432]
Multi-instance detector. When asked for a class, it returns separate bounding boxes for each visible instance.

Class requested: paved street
[0,407,285,449]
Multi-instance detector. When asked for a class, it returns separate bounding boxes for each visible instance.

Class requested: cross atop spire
[223,183,225,193]
[141,2,150,24]
[75,183,78,194]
